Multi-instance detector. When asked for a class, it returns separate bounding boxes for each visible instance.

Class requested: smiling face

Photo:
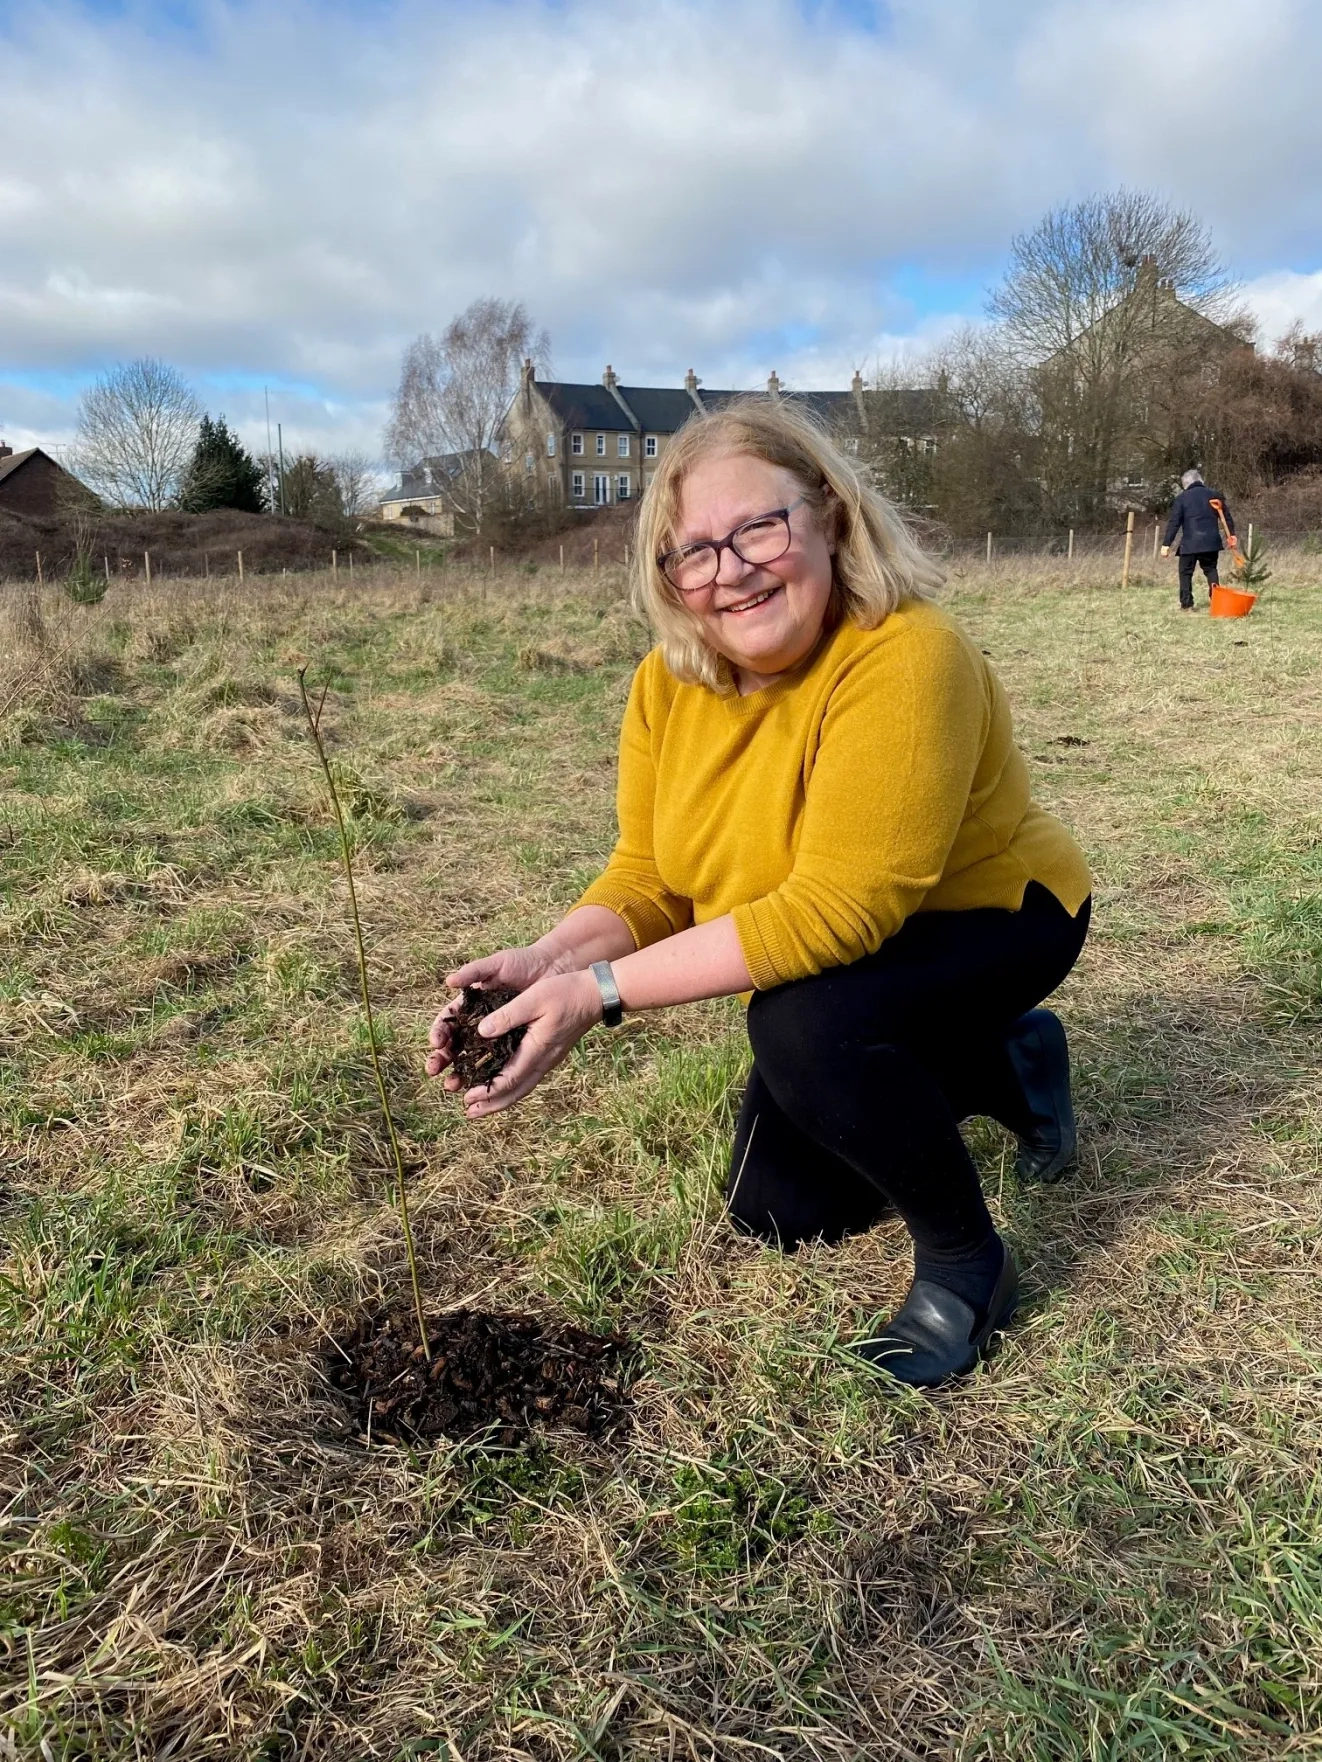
[672,451,835,691]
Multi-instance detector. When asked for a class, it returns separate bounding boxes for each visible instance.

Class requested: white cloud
[1241,270,1322,343]
[1,0,1320,463]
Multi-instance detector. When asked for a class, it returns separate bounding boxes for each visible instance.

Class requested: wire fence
[3,520,1322,588]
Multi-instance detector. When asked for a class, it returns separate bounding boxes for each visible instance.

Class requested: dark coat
[1162,482,1234,553]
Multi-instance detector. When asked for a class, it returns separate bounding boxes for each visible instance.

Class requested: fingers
[445,954,503,988]
[462,1031,560,1118]
[474,987,541,1040]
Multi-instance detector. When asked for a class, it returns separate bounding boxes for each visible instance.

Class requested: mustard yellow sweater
[577,600,1093,991]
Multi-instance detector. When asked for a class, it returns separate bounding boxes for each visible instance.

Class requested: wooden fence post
[559,544,564,572]
[35,551,43,586]
[1152,519,1160,559]
[624,543,630,567]
[985,531,992,564]
[1067,528,1074,562]
[1247,521,1254,553]
[332,549,337,572]
[144,551,151,585]
[1121,510,1135,589]
[349,550,354,577]
[416,547,422,576]
[593,537,600,575]
[103,554,111,582]
[204,551,210,578]
[237,549,244,581]
[489,545,495,574]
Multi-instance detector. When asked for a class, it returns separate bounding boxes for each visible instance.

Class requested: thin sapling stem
[297,668,430,1359]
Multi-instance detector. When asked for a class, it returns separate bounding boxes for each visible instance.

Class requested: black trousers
[726,883,1091,1258]
[1178,549,1220,606]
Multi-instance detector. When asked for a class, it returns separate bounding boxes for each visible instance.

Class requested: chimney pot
[684,368,699,392]
[0,441,12,459]
[603,364,617,388]
[851,370,864,395]
[767,370,782,396]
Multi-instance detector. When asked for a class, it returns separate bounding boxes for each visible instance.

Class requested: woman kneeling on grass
[426,399,1092,1389]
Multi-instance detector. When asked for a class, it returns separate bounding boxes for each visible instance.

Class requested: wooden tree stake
[1121,510,1135,589]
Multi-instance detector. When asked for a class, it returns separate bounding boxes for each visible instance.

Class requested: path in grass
[1,566,1320,1760]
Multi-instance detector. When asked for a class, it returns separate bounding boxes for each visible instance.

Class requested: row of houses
[380,364,942,520]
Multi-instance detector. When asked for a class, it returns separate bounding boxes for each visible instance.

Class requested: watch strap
[590,960,623,1028]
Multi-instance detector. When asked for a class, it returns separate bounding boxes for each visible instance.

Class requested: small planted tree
[297,669,429,1359]
[1235,531,1271,590]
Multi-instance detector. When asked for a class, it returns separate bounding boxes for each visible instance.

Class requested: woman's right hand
[425,943,556,1085]
[444,943,559,995]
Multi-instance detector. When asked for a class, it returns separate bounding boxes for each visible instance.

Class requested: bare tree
[384,299,549,532]
[329,451,380,517]
[989,191,1235,519]
[71,358,202,509]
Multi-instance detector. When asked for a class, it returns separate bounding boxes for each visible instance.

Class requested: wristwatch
[590,960,624,1028]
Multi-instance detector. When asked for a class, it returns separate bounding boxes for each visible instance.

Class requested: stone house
[499,365,941,509]
[0,444,94,517]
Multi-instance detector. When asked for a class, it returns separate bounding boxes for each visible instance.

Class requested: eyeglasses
[658,496,806,594]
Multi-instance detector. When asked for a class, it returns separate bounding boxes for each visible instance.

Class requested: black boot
[1004,1008,1076,1183]
[852,1243,1019,1389]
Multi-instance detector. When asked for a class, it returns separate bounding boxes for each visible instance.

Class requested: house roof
[0,447,40,486]
[612,386,699,431]
[536,383,638,431]
[383,449,487,502]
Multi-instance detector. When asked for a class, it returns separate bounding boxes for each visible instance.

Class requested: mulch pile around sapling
[329,1309,632,1445]
[448,983,526,1089]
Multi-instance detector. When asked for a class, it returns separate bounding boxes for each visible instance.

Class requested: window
[617,474,630,500]
[546,433,556,456]
[645,436,658,457]
[524,452,534,475]
[571,471,585,498]
[617,433,630,458]
[922,437,937,457]
[571,433,584,455]
[596,433,606,456]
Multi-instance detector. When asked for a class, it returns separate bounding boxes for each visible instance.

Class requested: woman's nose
[713,543,754,588]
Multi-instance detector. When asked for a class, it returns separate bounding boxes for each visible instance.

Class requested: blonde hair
[633,396,944,692]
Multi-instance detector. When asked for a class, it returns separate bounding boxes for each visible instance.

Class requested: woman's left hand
[452,969,603,1118]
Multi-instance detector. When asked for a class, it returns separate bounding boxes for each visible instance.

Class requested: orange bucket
[1210,584,1256,618]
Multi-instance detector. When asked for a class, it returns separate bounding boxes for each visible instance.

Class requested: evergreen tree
[177,415,267,513]
[280,454,343,521]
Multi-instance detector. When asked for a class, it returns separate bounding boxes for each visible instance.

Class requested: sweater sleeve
[574,656,695,949]
[731,628,987,989]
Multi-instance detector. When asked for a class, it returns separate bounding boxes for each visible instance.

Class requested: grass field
[2,556,1321,1760]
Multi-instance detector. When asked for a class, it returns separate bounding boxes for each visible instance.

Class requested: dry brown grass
[1,558,1320,1759]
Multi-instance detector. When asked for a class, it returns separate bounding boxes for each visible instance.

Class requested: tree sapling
[297,668,429,1359]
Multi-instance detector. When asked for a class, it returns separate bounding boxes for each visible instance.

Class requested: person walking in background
[1161,468,1236,610]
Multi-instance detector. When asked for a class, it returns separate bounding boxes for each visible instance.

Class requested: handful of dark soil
[329,1307,632,1445]
[449,984,526,1089]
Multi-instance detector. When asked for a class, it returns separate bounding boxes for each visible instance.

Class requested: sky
[3,0,1322,475]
